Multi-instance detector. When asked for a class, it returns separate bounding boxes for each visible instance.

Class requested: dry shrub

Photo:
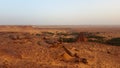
[106,37,120,46]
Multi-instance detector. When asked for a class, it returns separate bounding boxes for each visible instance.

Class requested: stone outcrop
[61,46,88,64]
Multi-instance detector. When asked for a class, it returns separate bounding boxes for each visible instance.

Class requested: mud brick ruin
[77,32,87,42]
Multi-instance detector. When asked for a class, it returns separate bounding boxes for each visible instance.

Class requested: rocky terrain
[0,26,119,68]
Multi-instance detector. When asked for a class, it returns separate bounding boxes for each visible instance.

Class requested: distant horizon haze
[0,0,120,25]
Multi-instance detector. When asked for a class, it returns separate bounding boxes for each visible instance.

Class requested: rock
[81,58,88,64]
[62,46,76,57]
[62,53,74,61]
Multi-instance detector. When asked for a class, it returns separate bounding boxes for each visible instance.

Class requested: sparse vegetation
[57,32,68,36]
[87,35,105,39]
[36,33,41,36]
[42,32,54,36]
[70,32,79,36]
[87,35,106,43]
[58,37,77,43]
[106,38,120,46]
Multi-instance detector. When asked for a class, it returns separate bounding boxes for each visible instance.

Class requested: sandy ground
[0,26,119,68]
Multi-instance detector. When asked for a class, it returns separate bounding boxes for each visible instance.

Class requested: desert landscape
[0,25,120,68]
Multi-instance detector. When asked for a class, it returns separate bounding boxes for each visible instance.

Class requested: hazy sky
[0,0,120,25]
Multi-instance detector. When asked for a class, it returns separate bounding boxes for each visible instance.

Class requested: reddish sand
[0,25,119,68]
